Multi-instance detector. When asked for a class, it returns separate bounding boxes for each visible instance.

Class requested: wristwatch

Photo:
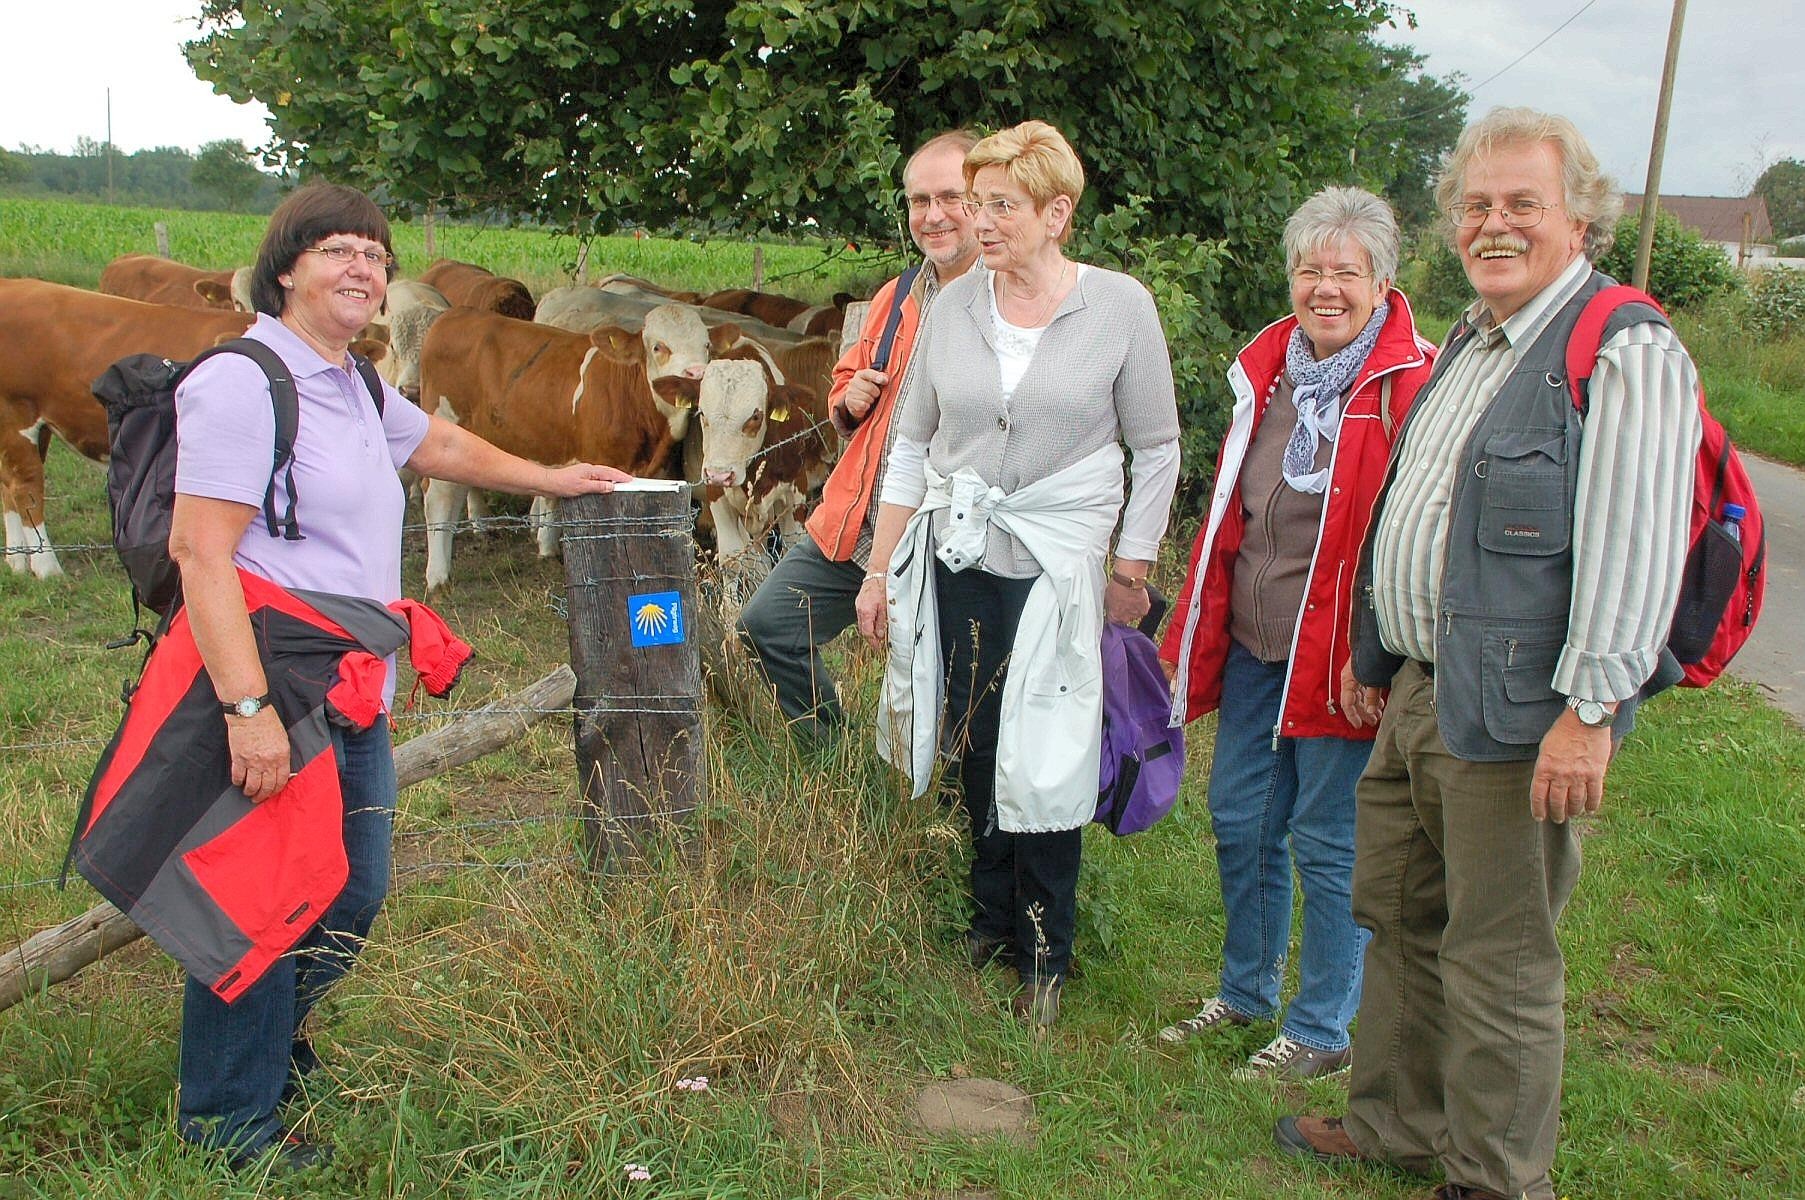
[1565,695,1613,727]
[221,693,274,719]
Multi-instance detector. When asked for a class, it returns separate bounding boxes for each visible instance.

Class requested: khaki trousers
[1343,661,1581,1200]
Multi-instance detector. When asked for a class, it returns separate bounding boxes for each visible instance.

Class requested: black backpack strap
[351,353,386,419]
[870,261,924,373]
[183,338,303,541]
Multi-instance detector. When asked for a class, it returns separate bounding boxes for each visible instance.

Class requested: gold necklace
[1008,260,1071,328]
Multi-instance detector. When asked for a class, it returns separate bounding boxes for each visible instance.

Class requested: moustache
[1468,234,1530,258]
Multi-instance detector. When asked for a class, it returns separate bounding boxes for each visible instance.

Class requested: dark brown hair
[250,183,397,316]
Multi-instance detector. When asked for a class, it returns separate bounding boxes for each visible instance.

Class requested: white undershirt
[989,267,1067,400]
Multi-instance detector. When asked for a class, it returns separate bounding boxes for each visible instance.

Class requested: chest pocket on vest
[1476,429,1570,557]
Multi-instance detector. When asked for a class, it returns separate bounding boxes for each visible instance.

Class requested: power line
[1367,0,1606,130]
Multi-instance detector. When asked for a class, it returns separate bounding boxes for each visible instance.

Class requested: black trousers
[934,562,1083,985]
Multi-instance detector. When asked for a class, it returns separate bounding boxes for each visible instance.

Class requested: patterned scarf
[1280,300,1389,493]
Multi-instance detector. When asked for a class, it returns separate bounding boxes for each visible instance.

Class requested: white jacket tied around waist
[878,442,1125,833]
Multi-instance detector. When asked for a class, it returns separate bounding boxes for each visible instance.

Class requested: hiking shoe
[1156,996,1253,1043]
[1429,1186,1512,1200]
[967,932,1015,971]
[1234,1034,1352,1080]
[1273,1114,1364,1163]
[230,1129,332,1175]
[1013,977,1062,1028]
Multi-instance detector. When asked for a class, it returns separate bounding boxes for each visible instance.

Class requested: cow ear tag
[769,403,790,423]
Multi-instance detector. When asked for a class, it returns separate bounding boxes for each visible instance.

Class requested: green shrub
[1076,198,1237,511]
[1595,209,1740,310]
[1747,264,1805,337]
[1396,228,1475,322]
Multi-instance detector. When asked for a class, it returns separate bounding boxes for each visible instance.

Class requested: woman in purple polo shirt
[167,183,627,1171]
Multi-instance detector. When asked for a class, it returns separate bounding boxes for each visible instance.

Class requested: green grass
[1674,304,1805,467]
[0,195,894,301]
[0,404,1800,1199]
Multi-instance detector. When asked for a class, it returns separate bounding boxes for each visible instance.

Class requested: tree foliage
[192,139,266,210]
[185,0,1403,329]
[1349,42,1467,229]
[1753,158,1805,240]
[0,142,278,211]
[1596,209,1740,311]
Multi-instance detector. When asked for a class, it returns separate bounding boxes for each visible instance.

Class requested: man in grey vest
[1274,108,1701,1200]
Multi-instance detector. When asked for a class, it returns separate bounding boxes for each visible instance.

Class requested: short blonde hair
[964,120,1086,244]
[1434,106,1623,259]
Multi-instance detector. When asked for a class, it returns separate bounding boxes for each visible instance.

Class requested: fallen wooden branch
[0,664,577,1016]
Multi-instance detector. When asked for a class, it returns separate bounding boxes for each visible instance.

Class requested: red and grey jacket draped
[69,572,471,1002]
[1162,290,1435,740]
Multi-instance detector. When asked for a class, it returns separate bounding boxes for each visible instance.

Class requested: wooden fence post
[559,483,704,869]
[154,222,170,258]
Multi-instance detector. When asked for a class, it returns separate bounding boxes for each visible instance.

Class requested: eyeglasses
[1291,267,1372,288]
[1445,199,1561,229]
[959,197,1024,220]
[304,243,395,268]
[904,190,963,214]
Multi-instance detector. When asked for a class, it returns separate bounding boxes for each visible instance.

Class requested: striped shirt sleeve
[1553,322,1702,702]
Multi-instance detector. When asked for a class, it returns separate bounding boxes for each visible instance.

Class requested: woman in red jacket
[1158,187,1436,1078]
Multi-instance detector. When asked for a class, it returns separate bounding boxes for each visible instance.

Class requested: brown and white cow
[653,353,832,563]
[418,259,536,321]
[369,279,451,401]
[98,254,245,311]
[0,279,257,575]
[700,288,847,336]
[415,307,738,589]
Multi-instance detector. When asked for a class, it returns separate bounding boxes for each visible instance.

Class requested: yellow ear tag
[769,403,790,423]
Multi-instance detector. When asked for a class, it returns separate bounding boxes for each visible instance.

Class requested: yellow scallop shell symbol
[633,602,670,636]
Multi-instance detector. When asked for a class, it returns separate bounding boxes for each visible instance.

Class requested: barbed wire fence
[0,478,763,918]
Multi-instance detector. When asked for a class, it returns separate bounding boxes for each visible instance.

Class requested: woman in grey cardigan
[855,120,1180,1027]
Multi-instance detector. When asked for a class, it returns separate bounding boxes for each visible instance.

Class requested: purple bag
[1095,622,1185,835]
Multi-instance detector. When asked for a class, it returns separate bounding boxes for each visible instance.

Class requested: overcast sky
[3,1,1800,198]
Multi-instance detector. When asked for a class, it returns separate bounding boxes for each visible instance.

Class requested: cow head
[594,307,741,440]
[677,357,813,490]
[192,279,235,309]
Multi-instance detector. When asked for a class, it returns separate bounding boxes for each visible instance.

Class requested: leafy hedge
[1595,210,1740,310]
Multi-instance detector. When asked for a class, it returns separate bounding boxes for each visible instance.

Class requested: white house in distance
[1623,192,1776,266]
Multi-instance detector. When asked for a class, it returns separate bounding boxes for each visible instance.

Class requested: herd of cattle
[0,253,865,587]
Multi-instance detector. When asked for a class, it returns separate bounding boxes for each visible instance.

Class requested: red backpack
[1566,284,1764,688]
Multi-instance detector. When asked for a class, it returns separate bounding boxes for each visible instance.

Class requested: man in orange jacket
[738,129,980,737]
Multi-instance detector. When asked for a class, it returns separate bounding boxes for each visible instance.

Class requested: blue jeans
[178,718,396,1156]
[1207,642,1370,1051]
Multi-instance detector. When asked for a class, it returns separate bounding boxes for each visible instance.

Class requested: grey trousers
[736,535,864,737]
[1343,660,1581,1200]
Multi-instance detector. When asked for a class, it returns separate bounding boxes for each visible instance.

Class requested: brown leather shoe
[1273,1115,1365,1163]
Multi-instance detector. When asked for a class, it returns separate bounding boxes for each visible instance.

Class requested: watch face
[1574,699,1607,726]
[235,697,262,718]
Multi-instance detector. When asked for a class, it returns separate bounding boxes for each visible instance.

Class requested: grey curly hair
[1434,106,1623,260]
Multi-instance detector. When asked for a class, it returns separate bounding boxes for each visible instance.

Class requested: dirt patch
[911,1078,1035,1141]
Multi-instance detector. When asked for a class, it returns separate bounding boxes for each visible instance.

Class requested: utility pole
[1633,0,1689,291]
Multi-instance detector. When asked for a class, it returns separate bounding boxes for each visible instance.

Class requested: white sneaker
[1156,996,1253,1044]
[1232,1034,1352,1081]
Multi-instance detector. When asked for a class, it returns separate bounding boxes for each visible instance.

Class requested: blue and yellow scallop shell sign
[627,591,685,648]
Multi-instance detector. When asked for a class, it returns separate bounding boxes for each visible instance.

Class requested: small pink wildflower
[623,1162,652,1182]
[675,1075,710,1092]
